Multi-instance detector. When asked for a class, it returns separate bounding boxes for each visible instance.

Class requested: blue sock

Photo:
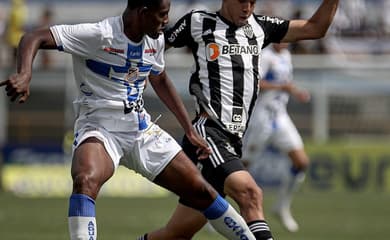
[203,195,229,219]
[68,194,97,240]
[203,195,255,239]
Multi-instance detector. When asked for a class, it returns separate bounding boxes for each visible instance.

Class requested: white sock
[277,170,305,209]
[68,194,97,240]
[203,195,256,240]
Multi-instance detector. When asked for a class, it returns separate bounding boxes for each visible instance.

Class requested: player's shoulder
[97,16,121,37]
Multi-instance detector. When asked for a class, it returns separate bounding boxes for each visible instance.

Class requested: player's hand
[294,88,311,103]
[0,72,31,103]
[185,129,211,160]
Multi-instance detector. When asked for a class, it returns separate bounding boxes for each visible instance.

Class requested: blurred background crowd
[1,0,390,68]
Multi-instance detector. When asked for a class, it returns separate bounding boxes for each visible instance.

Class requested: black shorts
[182,118,246,196]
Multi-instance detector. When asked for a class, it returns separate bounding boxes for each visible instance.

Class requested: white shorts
[72,118,182,181]
[242,104,303,163]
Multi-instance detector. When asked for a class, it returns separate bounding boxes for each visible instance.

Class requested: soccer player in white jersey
[0,0,260,239]
[242,43,310,232]
[140,0,339,240]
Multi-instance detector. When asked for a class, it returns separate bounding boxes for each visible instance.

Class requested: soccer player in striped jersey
[242,43,311,232]
[140,0,339,239]
[0,0,260,239]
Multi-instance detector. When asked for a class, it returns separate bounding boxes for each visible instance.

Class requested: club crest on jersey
[242,24,254,39]
[125,67,139,82]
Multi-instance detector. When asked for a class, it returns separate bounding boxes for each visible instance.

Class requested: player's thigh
[153,151,210,197]
[72,123,123,180]
[71,138,115,199]
[272,114,303,152]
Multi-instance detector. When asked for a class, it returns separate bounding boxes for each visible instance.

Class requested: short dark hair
[127,0,162,10]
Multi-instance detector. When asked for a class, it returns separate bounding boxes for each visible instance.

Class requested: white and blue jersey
[242,46,303,162]
[259,46,293,114]
[50,16,165,131]
[50,16,182,179]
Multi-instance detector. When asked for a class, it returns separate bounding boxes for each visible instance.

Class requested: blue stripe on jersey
[68,194,96,217]
[203,195,229,220]
[137,63,153,73]
[150,69,160,75]
[85,43,149,102]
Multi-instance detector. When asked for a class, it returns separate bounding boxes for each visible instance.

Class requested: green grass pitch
[0,190,388,240]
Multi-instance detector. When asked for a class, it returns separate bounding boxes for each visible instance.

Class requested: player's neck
[122,9,144,43]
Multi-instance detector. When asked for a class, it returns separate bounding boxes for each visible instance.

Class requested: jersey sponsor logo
[206,43,221,61]
[222,44,259,55]
[226,123,245,137]
[258,16,285,25]
[144,48,157,55]
[103,46,125,54]
[167,19,187,43]
[125,67,139,82]
[232,107,243,123]
[206,43,259,61]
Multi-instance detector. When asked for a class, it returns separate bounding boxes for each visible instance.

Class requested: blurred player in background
[0,0,259,239]
[242,42,310,232]
[140,0,339,239]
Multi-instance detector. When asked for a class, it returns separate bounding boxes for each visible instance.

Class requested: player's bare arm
[148,71,211,159]
[282,0,339,42]
[0,28,56,103]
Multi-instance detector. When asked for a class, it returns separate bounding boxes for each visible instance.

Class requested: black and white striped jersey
[165,10,289,137]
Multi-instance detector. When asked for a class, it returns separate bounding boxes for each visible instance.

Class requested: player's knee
[181,177,216,209]
[72,173,100,197]
[192,181,215,201]
[291,150,310,171]
[298,154,310,171]
[234,183,263,208]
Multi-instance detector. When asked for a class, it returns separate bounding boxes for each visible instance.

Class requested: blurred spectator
[384,0,390,35]
[37,6,54,69]
[5,0,27,66]
[0,8,6,67]
[341,0,367,34]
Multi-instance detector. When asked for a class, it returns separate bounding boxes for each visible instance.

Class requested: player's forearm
[260,81,293,93]
[307,0,339,38]
[283,0,339,42]
[17,29,56,75]
[150,73,194,134]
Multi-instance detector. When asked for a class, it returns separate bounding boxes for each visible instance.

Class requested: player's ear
[139,6,149,16]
